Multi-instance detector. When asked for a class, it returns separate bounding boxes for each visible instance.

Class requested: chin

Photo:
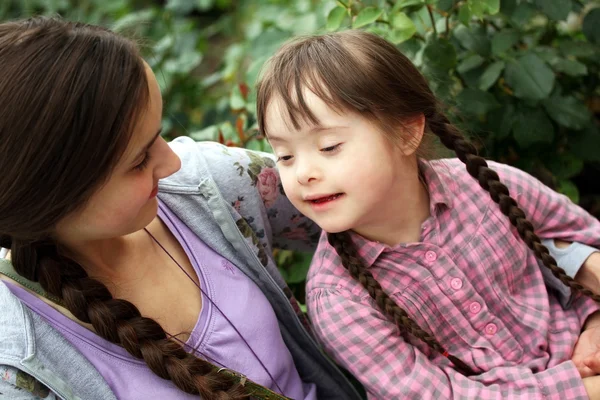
[314,220,353,234]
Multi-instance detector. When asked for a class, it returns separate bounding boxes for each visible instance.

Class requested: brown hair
[256,30,600,375]
[0,17,246,398]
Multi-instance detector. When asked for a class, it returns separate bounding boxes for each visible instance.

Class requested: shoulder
[306,235,366,301]
[427,158,543,195]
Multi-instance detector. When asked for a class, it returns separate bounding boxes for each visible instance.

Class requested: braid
[427,110,600,303]
[10,241,249,400]
[328,232,474,376]
[327,108,600,378]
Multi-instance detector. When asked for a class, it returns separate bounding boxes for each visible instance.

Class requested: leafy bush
[2,0,599,300]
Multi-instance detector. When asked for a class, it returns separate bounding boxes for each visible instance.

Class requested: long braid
[7,237,249,400]
[427,110,600,303]
[328,232,474,375]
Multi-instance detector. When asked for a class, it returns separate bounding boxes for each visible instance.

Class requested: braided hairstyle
[0,17,246,399]
[255,30,600,374]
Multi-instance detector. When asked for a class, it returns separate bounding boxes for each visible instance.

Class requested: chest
[111,245,203,340]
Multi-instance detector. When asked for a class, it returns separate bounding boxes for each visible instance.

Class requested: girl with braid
[257,30,600,399]
[0,18,365,400]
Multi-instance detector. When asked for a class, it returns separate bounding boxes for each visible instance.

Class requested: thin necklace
[143,227,285,395]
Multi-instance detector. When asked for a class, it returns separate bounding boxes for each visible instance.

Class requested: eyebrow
[132,128,162,163]
[268,125,347,143]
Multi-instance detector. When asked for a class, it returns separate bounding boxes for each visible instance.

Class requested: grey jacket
[0,137,595,399]
[0,137,363,400]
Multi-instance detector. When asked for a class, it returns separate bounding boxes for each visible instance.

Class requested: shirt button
[485,323,498,335]
[469,302,481,314]
[425,251,437,262]
[450,278,463,290]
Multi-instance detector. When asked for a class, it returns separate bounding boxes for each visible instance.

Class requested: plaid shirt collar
[347,158,456,268]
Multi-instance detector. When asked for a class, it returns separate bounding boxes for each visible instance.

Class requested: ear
[397,113,425,156]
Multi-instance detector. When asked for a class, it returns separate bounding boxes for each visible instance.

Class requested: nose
[296,156,320,185]
[155,138,182,180]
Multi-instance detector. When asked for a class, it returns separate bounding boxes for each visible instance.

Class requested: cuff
[541,240,599,308]
[535,361,587,400]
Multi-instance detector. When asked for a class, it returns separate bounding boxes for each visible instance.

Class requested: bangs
[256,33,374,136]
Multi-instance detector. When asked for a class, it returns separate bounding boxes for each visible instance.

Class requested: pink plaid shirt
[306,159,600,399]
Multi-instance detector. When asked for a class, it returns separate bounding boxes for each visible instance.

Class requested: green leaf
[512,108,554,148]
[570,123,600,162]
[500,0,517,16]
[457,54,485,73]
[397,0,425,8]
[456,88,500,115]
[547,153,584,180]
[557,180,579,204]
[458,4,471,25]
[326,6,347,31]
[543,94,591,130]
[486,103,516,139]
[454,25,491,56]
[583,8,600,44]
[558,41,598,59]
[478,61,505,90]
[510,3,536,26]
[353,7,383,28]
[437,0,456,12]
[423,38,457,70]
[468,0,500,18]
[551,58,588,77]
[504,54,555,101]
[389,12,417,43]
[491,30,519,56]
[533,0,572,21]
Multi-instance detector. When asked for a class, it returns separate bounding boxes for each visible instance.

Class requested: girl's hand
[573,311,600,377]
[583,375,600,399]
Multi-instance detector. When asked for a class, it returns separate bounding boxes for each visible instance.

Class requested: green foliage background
[2,0,599,303]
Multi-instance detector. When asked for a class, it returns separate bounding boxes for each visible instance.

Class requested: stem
[337,0,349,8]
[446,15,450,36]
[427,5,438,36]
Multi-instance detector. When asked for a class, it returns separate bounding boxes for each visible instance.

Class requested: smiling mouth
[307,193,343,204]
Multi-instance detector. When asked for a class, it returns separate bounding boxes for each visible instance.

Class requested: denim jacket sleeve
[0,365,58,399]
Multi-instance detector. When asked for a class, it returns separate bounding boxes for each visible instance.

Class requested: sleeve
[489,161,600,248]
[307,287,589,400]
[199,142,321,252]
[541,240,599,307]
[490,161,600,311]
[0,365,58,399]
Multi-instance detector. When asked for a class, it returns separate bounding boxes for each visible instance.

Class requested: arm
[489,162,600,303]
[308,287,590,400]
[541,239,600,307]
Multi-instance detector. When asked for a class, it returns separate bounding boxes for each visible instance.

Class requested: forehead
[264,86,345,136]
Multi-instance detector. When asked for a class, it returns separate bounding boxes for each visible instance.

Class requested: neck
[58,218,162,284]
[353,161,430,247]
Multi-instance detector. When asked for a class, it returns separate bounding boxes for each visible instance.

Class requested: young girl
[0,18,364,400]
[257,30,600,399]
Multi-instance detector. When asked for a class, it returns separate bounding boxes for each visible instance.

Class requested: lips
[149,185,159,199]
[306,193,343,204]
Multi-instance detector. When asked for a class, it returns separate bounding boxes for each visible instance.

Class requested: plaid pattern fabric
[306,158,600,399]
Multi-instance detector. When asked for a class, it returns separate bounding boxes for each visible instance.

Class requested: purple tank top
[6,201,316,399]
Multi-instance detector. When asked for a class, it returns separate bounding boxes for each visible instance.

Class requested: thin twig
[427,5,438,36]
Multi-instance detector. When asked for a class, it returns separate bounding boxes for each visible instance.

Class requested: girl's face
[265,88,422,237]
[55,63,181,244]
